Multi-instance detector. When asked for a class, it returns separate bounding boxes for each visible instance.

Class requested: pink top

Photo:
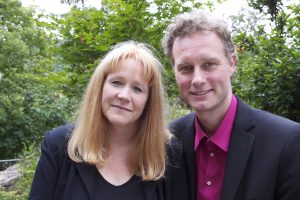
[194,95,238,200]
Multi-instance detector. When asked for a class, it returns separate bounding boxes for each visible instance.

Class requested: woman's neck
[106,124,137,147]
[97,125,137,186]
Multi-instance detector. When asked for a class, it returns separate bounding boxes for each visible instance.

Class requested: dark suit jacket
[169,97,300,200]
[29,124,190,200]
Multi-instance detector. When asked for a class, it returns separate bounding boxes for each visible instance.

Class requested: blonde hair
[68,41,168,180]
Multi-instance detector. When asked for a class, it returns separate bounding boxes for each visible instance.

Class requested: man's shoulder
[169,112,195,129]
[168,112,195,139]
[237,98,300,137]
[252,108,300,131]
[237,97,299,127]
[166,136,183,166]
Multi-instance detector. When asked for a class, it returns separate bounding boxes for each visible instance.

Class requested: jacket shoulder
[253,109,300,145]
[236,99,300,147]
[236,97,300,136]
[166,136,183,167]
[164,137,190,200]
[253,108,299,127]
[43,123,74,153]
[169,112,194,137]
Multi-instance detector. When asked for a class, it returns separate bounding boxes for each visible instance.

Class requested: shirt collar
[194,95,238,152]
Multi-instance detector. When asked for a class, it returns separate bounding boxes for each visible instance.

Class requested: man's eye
[178,65,192,73]
[204,62,216,68]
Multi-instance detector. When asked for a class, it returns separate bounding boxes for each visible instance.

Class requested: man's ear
[171,59,175,72]
[229,54,237,79]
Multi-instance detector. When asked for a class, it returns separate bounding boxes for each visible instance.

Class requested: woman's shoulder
[43,123,74,151]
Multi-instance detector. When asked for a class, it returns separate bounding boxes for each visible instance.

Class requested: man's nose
[191,67,205,86]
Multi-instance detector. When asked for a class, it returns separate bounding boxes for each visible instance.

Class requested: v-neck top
[94,168,145,200]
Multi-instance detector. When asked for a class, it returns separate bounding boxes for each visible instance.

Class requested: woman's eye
[133,86,143,93]
[111,80,123,86]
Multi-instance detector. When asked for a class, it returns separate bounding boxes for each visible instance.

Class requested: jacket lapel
[75,162,97,200]
[221,98,256,200]
[181,114,197,200]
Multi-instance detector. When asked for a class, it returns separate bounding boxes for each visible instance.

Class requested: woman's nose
[117,86,130,101]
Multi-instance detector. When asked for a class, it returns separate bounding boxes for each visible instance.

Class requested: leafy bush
[167,97,191,121]
[233,4,300,122]
[0,0,73,158]
[0,144,39,200]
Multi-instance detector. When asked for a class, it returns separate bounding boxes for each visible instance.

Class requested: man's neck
[195,94,233,137]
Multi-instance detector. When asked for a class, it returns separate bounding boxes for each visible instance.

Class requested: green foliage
[60,0,84,5]
[0,144,39,200]
[248,0,283,21]
[53,0,206,102]
[0,0,71,159]
[0,189,22,200]
[233,3,300,122]
[167,97,191,121]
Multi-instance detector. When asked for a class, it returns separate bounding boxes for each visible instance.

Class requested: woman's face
[102,58,149,129]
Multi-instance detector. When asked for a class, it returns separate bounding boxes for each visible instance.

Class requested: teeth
[192,90,211,95]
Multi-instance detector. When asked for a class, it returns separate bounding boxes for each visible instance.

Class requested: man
[162,10,300,200]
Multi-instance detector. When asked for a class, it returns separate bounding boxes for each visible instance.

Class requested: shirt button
[206,180,212,186]
[210,152,215,157]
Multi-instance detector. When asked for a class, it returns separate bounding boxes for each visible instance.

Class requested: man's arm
[276,123,300,199]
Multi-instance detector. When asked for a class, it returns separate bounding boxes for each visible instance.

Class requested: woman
[29,41,189,200]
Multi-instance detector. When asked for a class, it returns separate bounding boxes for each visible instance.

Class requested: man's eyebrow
[177,63,192,66]
[202,56,219,61]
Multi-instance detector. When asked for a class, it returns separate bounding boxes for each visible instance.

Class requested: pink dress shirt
[194,95,237,200]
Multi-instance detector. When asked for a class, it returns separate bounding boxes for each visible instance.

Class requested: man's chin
[191,103,210,112]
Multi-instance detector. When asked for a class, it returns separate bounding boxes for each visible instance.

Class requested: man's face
[172,31,236,117]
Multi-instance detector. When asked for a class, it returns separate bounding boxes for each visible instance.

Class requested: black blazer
[169,97,300,200]
[29,124,190,200]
